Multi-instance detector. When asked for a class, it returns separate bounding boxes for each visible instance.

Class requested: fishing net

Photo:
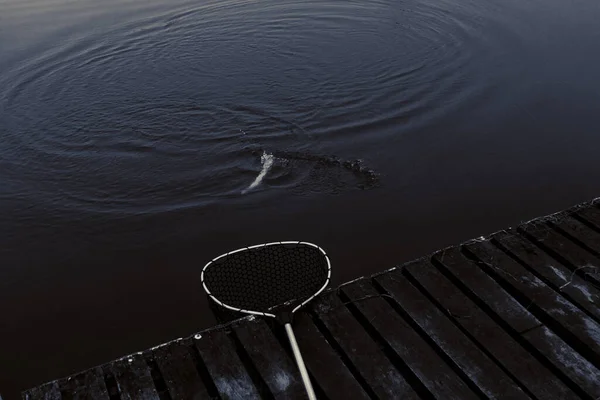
[202,242,330,317]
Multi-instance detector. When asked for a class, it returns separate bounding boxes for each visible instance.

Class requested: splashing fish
[242,151,274,194]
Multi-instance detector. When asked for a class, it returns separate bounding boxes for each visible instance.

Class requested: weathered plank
[466,240,600,363]
[23,382,61,400]
[58,367,109,400]
[494,229,600,322]
[521,220,600,287]
[340,278,479,399]
[110,353,159,400]
[551,215,600,284]
[553,215,600,255]
[407,256,578,399]
[437,246,600,398]
[232,318,305,399]
[375,268,528,399]
[194,328,261,400]
[576,204,600,231]
[152,339,211,400]
[312,291,420,399]
[293,312,370,400]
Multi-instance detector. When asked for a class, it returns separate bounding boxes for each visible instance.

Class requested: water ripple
[0,0,517,215]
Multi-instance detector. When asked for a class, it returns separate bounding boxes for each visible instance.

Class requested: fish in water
[242,149,380,194]
[242,151,274,194]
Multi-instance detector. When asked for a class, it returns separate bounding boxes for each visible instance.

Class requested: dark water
[2,0,600,396]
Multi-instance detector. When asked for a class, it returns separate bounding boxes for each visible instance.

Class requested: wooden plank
[521,220,600,287]
[340,279,479,399]
[466,240,600,360]
[232,318,305,399]
[22,382,61,400]
[406,257,578,399]
[194,328,261,400]
[494,229,600,322]
[576,204,600,231]
[152,339,211,400]
[552,216,600,285]
[552,216,600,248]
[311,291,420,399]
[293,312,370,400]
[465,240,600,396]
[58,367,109,400]
[554,215,600,254]
[375,269,528,399]
[110,353,159,400]
[436,247,600,398]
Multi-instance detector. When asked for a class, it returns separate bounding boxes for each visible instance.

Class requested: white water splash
[242,151,274,194]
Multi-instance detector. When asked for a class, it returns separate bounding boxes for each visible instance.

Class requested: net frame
[201,241,331,319]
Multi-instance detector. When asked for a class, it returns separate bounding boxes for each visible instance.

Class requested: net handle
[285,323,317,400]
[201,241,332,319]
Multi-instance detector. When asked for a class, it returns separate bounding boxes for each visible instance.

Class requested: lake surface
[2,0,600,396]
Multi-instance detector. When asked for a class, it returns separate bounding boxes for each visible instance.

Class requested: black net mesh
[203,242,330,315]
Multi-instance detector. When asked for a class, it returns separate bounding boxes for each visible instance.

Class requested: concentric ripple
[0,0,515,215]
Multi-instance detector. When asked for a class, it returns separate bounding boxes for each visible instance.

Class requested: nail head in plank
[22,382,61,400]
[494,230,600,321]
[293,312,370,400]
[152,339,211,400]
[194,328,261,400]
[110,353,159,400]
[312,291,420,399]
[375,270,528,399]
[407,257,578,399]
[340,279,479,399]
[232,318,305,399]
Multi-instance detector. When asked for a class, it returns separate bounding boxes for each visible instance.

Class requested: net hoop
[201,241,331,318]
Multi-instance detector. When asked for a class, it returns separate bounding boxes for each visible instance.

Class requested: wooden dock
[23,199,600,399]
